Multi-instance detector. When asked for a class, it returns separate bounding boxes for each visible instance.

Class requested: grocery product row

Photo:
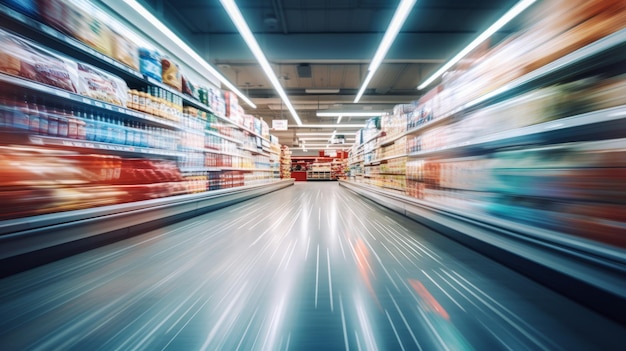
[0,3,274,140]
[0,0,286,221]
[280,145,292,179]
[347,1,626,249]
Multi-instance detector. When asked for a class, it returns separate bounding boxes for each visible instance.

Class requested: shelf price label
[30,137,44,145]
[82,98,92,105]
[55,90,71,99]
[93,101,103,108]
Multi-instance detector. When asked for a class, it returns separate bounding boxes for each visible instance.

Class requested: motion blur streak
[0,183,625,350]
[409,279,450,320]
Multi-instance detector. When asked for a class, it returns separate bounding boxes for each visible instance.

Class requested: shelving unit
[344,5,626,255]
[280,145,292,179]
[0,0,285,221]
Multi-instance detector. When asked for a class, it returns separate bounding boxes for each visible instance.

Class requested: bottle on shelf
[56,108,69,138]
[47,107,58,137]
[85,111,95,141]
[27,97,40,134]
[13,95,30,131]
[37,100,48,136]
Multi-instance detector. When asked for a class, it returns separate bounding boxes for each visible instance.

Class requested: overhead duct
[297,64,312,78]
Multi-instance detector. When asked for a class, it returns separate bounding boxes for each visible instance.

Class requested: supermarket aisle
[0,183,624,350]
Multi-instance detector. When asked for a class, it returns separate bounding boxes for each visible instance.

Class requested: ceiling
[139,0,521,151]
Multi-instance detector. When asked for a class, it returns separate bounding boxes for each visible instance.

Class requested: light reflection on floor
[0,182,624,350]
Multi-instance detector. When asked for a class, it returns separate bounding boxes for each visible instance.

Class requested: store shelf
[378,172,406,176]
[205,130,243,145]
[365,153,408,165]
[0,179,294,260]
[0,4,277,146]
[307,170,333,180]
[0,4,233,119]
[239,146,270,156]
[357,131,383,149]
[0,73,181,130]
[382,185,407,193]
[220,167,273,172]
[200,148,253,159]
[373,28,626,148]
[179,167,222,173]
[408,106,626,159]
[27,134,182,159]
[0,4,143,79]
[448,27,626,115]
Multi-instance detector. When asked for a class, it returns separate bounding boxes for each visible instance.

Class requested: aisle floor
[0,182,624,350]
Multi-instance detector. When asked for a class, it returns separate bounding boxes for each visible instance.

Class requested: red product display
[0,145,188,220]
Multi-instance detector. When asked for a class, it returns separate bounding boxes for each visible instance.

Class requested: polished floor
[0,182,624,350]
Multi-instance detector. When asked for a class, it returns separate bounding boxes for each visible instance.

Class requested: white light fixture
[317,111,386,117]
[121,0,255,108]
[305,89,340,94]
[296,132,336,136]
[418,0,536,90]
[296,144,351,151]
[299,137,355,141]
[354,0,417,103]
[291,124,366,128]
[336,115,343,124]
[220,0,303,125]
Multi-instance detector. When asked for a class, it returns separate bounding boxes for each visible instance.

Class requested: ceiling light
[220,0,302,125]
[418,0,536,90]
[120,0,254,108]
[336,115,343,124]
[297,147,349,151]
[296,132,336,136]
[268,104,330,110]
[305,89,340,94]
[317,111,386,117]
[354,0,417,103]
[301,144,353,147]
[291,124,366,128]
[299,137,355,141]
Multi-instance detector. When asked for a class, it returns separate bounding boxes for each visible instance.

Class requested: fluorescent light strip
[296,132,336,136]
[297,147,349,151]
[291,124,366,128]
[354,0,417,103]
[317,112,386,117]
[299,137,355,140]
[220,0,302,125]
[122,0,255,108]
[302,144,353,147]
[418,0,536,90]
[336,115,343,124]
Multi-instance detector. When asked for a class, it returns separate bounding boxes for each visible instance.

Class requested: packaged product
[111,31,139,70]
[0,29,78,93]
[73,7,113,57]
[161,57,182,91]
[224,91,239,117]
[139,48,162,82]
[182,75,196,97]
[38,0,82,36]
[75,62,128,106]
